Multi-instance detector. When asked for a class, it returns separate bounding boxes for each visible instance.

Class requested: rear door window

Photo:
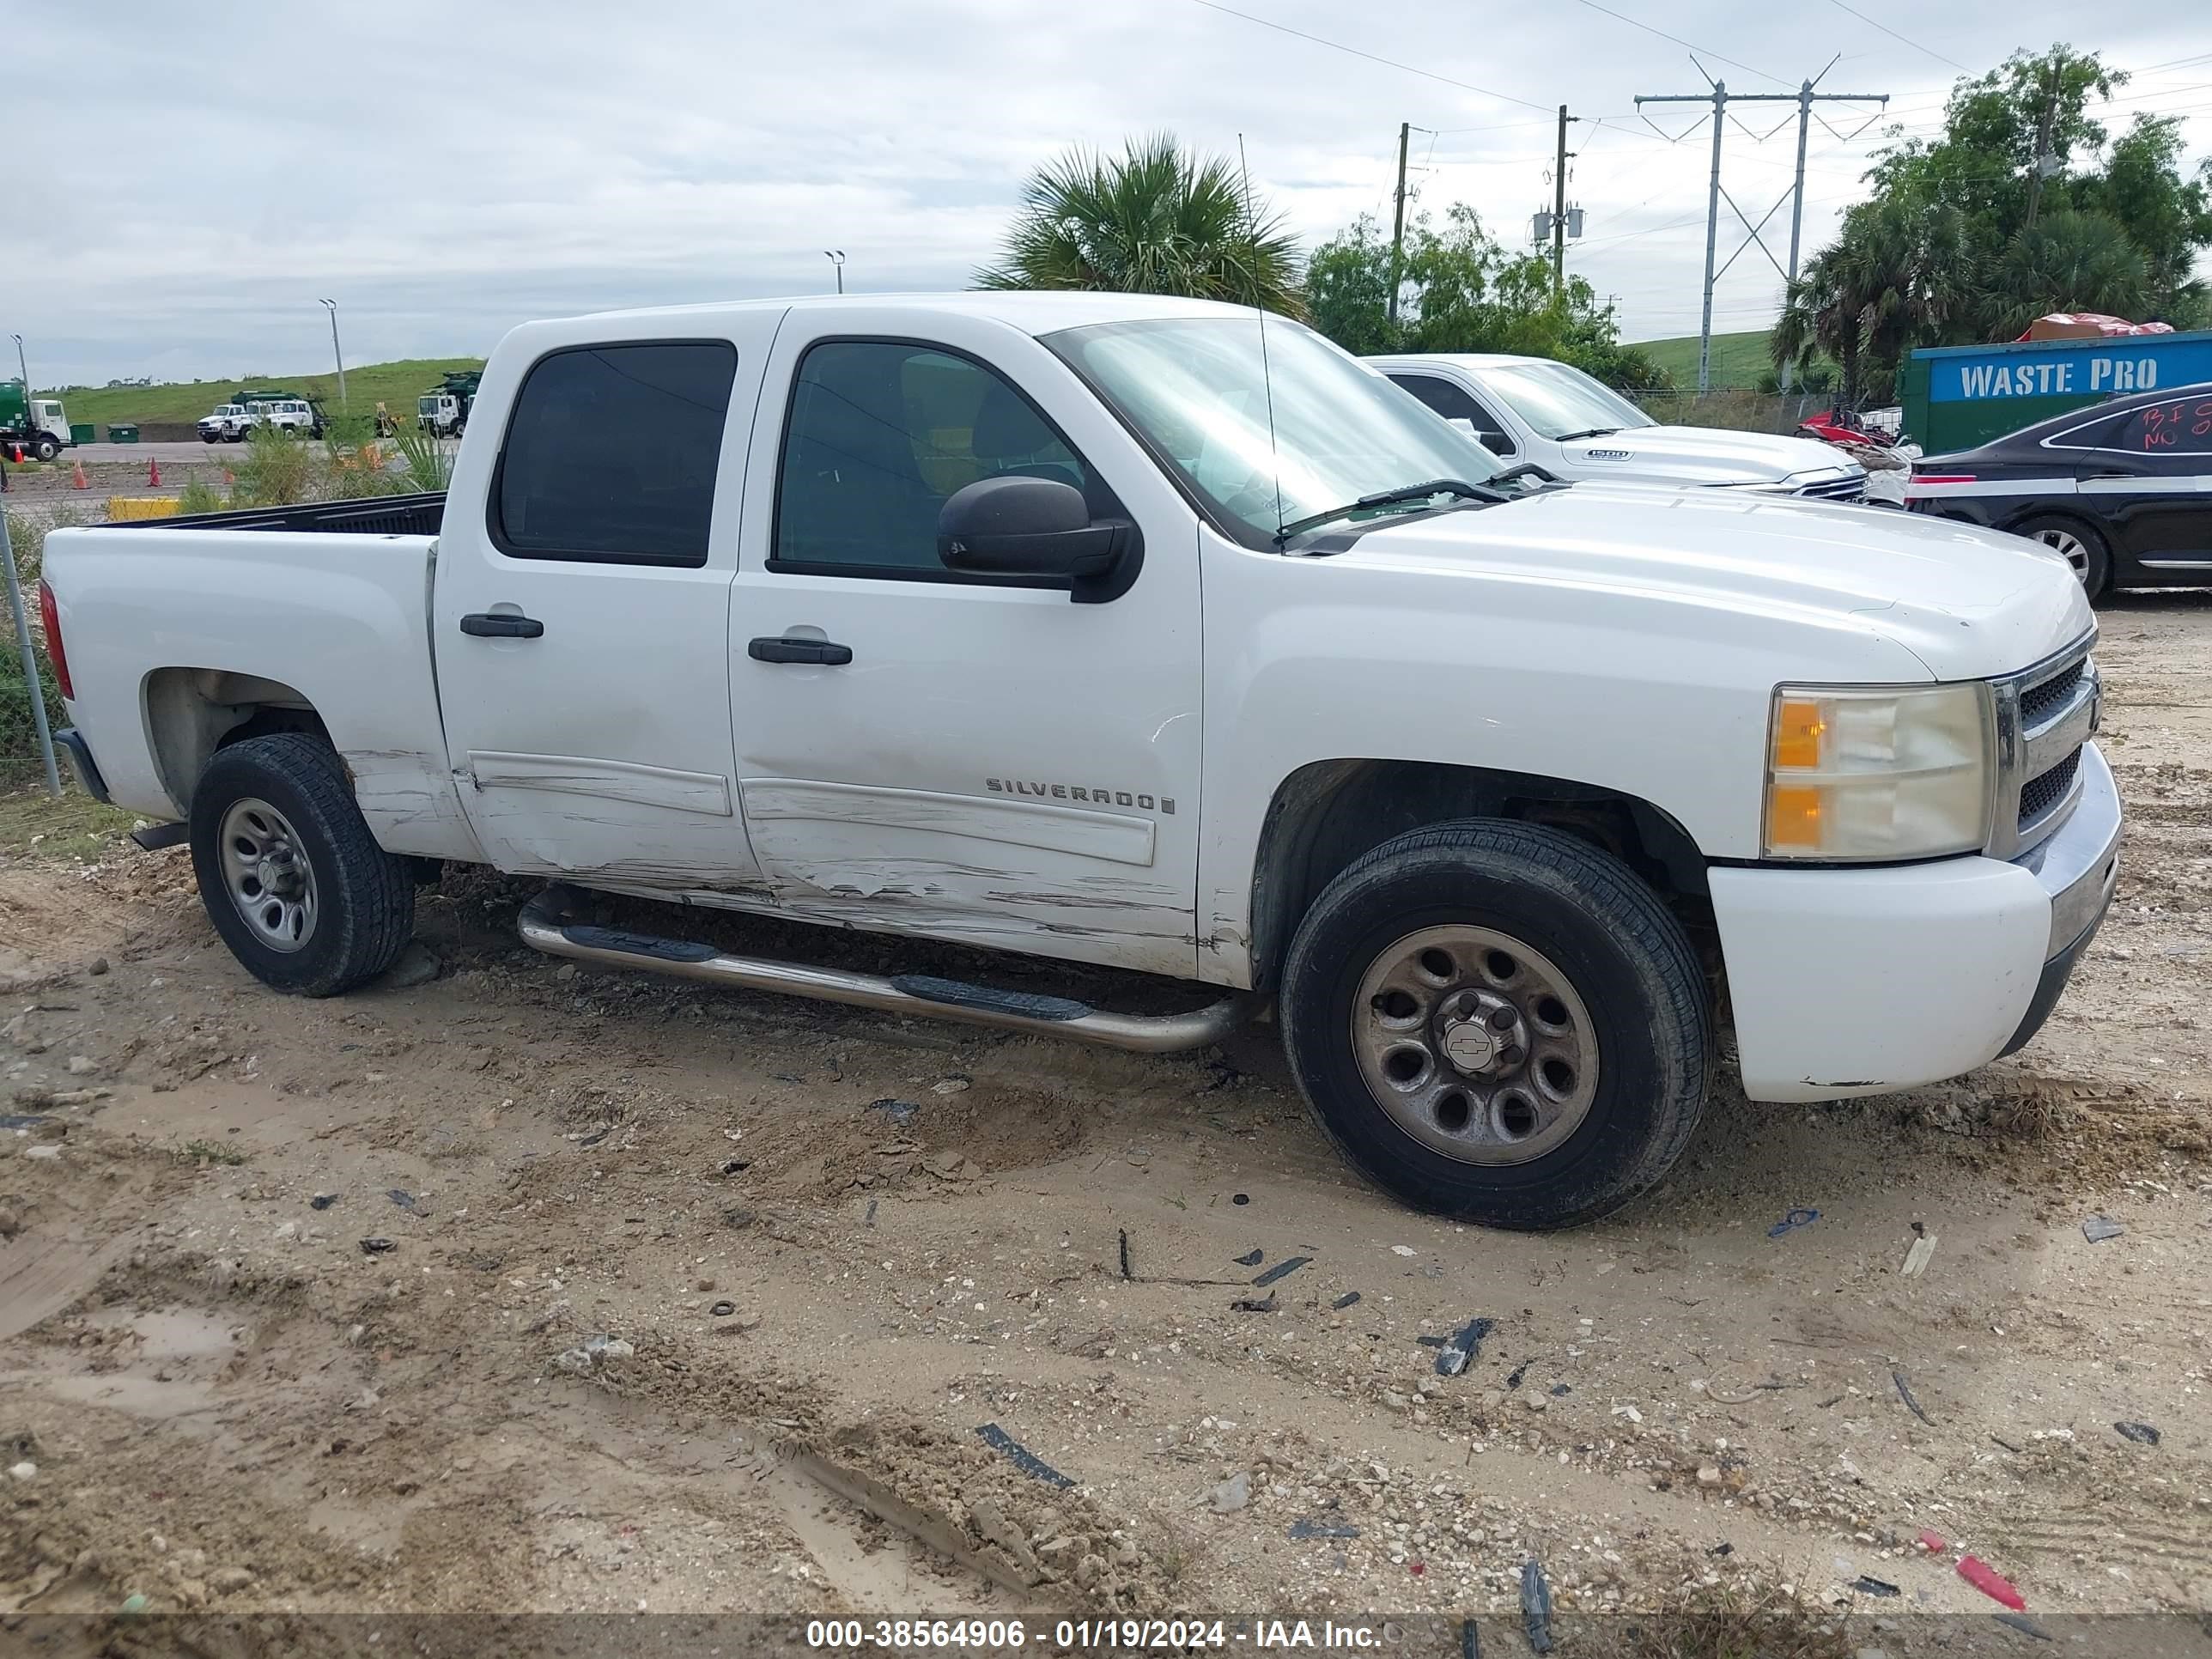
[492,341,738,567]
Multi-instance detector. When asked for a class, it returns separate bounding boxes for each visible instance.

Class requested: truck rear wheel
[189,734,415,996]
[1279,819,1711,1230]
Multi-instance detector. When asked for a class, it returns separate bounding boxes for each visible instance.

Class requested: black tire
[189,733,415,996]
[31,435,59,463]
[1279,819,1711,1231]
[2013,513,2112,603]
[201,433,219,445]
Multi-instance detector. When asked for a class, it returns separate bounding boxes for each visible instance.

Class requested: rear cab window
[491,341,739,567]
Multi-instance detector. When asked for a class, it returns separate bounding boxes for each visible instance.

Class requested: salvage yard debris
[975,1422,1075,1488]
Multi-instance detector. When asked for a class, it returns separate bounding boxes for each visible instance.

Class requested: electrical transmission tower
[1636,58,1887,393]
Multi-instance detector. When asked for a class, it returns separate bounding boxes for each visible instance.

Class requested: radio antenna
[1237,133,1286,544]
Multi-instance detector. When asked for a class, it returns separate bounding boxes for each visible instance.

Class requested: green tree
[1983,209,2150,337]
[1305,204,1667,386]
[1305,213,1402,356]
[1790,46,2212,397]
[978,133,1303,314]
[1772,198,1975,406]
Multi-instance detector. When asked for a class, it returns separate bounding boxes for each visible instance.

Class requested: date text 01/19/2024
[804,1619,1392,1650]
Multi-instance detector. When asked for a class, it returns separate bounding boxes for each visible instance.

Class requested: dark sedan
[1905,380,2212,600]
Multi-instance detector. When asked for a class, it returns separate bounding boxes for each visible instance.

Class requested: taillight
[37,580,72,702]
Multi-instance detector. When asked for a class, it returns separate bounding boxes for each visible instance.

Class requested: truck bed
[107,492,447,538]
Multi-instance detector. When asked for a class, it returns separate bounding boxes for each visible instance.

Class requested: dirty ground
[0,593,2208,1656]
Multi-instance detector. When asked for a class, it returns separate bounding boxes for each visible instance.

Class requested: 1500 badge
[988,778,1175,813]
[1585,447,1635,460]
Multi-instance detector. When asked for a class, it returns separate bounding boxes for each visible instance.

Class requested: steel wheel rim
[219,797,318,953]
[2033,527,2090,582]
[1352,924,1600,1165]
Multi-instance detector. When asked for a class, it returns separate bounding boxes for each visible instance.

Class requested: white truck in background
[40,293,2118,1230]
[1373,351,1874,501]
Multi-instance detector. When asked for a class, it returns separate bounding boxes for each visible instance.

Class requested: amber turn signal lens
[1772,699,1825,771]
[1766,784,1824,848]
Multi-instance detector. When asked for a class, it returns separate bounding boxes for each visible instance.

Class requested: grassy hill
[40,358,487,428]
[1632,330,1781,389]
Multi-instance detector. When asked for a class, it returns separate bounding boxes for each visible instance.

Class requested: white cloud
[10,0,2209,383]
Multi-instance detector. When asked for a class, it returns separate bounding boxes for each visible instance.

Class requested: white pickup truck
[1372,351,1872,501]
[41,293,2119,1229]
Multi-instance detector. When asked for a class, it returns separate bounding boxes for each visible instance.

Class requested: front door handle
[749,635,853,665]
[460,612,545,638]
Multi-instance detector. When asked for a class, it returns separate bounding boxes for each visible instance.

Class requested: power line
[1567,0,1793,88]
[1183,1,1555,113]
[1815,0,1969,75]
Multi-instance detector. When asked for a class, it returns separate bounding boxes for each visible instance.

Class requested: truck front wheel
[189,734,416,996]
[1279,820,1711,1230]
[32,434,59,462]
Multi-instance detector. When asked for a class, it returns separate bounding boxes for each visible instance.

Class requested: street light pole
[9,333,27,395]
[823,250,846,295]
[319,299,346,407]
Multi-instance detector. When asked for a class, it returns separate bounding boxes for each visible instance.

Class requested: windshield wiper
[1274,477,1504,544]
[1552,427,1622,441]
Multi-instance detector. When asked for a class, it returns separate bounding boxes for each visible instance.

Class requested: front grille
[2019,660,2085,727]
[2020,747,2082,827]
[1795,475,1867,501]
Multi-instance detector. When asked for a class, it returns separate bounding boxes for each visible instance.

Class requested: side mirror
[938,476,1133,585]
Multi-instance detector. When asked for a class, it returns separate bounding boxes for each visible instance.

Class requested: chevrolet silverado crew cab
[1374,351,1870,501]
[41,294,2119,1230]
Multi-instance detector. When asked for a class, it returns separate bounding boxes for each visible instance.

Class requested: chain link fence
[3,506,68,775]
[1627,390,1832,434]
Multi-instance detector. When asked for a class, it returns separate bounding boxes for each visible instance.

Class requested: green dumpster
[70,422,94,446]
[105,423,140,444]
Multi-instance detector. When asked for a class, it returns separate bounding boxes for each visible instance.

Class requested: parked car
[1905,381,2212,599]
[40,294,2116,1230]
[1372,352,1869,500]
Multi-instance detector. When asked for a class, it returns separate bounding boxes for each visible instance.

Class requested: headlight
[1764,683,1991,860]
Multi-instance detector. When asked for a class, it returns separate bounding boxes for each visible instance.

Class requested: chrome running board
[516,885,1250,1054]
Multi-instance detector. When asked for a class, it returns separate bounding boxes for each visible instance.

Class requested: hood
[1562,424,1862,486]
[1346,483,2091,681]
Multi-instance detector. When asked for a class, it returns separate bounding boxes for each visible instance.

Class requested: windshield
[1477,361,1654,440]
[1045,316,1505,545]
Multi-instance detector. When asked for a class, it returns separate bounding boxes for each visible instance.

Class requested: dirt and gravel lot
[0,593,2207,1656]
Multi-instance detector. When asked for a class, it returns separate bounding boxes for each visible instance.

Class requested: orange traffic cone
[72,459,88,489]
[148,456,162,488]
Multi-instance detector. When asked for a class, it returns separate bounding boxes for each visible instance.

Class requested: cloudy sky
[14,2,2212,386]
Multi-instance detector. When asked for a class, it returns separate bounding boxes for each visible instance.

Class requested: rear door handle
[460,612,544,638]
[749,635,853,665]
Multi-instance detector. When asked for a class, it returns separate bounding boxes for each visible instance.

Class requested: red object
[1957,1555,2026,1610]
[1910,473,1978,484]
[1409,1561,1425,1576]
[1918,1529,1950,1553]
[148,456,161,488]
[2016,312,2176,342]
[37,580,72,702]
[71,460,88,489]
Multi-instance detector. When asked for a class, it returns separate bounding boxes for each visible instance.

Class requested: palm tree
[1983,210,2150,337]
[1771,200,1973,408]
[978,133,1304,314]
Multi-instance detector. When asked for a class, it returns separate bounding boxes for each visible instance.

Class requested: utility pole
[2026,57,2061,228]
[1552,105,1573,298]
[318,300,345,408]
[1638,71,1887,395]
[823,249,847,294]
[1389,121,1411,324]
